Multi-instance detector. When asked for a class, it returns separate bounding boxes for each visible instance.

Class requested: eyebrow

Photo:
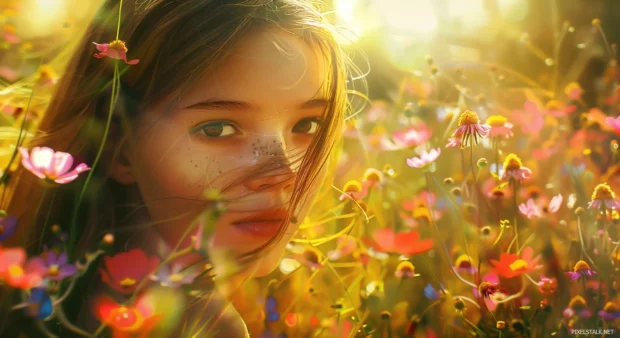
[183,98,329,111]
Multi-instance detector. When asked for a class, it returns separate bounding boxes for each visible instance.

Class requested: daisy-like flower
[588,183,620,210]
[598,302,620,321]
[99,249,160,294]
[394,261,420,279]
[392,125,432,148]
[363,228,433,257]
[406,148,440,169]
[92,40,140,65]
[563,296,591,318]
[518,199,541,219]
[95,294,162,337]
[150,262,199,288]
[537,275,558,294]
[26,249,77,281]
[565,81,584,101]
[454,254,476,274]
[19,147,90,184]
[485,115,513,139]
[452,110,490,148]
[500,153,532,182]
[565,260,597,281]
[489,247,542,279]
[0,247,44,289]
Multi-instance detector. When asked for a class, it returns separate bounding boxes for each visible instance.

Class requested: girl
[1,0,351,336]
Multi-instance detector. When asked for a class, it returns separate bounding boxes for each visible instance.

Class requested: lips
[232,208,288,238]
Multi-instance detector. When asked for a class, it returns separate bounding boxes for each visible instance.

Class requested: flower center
[363,168,383,183]
[8,264,24,279]
[545,100,561,111]
[509,259,528,271]
[109,40,128,52]
[603,302,619,313]
[569,296,587,310]
[168,274,184,283]
[592,183,615,201]
[48,265,60,276]
[503,154,523,171]
[457,110,480,126]
[396,261,415,275]
[109,306,143,330]
[120,277,137,287]
[455,255,473,268]
[343,180,362,193]
[486,115,507,127]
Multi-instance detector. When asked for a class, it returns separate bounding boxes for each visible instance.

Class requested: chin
[245,240,288,278]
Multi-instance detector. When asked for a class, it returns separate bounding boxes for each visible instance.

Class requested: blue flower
[0,213,17,241]
[25,288,53,320]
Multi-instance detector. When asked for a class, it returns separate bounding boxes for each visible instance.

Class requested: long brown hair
[2,0,349,262]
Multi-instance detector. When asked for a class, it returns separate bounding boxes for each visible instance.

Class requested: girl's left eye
[293,118,322,134]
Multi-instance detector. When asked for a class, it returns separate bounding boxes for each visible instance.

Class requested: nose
[243,158,295,191]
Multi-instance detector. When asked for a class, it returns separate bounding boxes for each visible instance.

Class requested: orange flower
[490,247,542,279]
[363,228,433,256]
[95,294,162,338]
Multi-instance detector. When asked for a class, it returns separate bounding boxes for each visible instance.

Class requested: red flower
[490,247,542,279]
[95,294,162,338]
[0,247,45,289]
[100,249,160,294]
[363,228,433,256]
[93,40,140,65]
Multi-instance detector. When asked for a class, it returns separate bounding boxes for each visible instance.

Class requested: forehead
[180,29,329,107]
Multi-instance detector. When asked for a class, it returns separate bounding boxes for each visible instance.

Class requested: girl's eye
[195,122,237,138]
[293,118,322,134]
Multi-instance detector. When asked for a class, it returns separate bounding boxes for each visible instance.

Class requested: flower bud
[477,158,488,168]
[592,18,601,26]
[575,207,585,216]
[103,233,114,245]
[380,311,392,320]
[443,177,454,185]
[496,321,506,329]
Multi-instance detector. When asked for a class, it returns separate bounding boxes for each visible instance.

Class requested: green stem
[69,62,120,256]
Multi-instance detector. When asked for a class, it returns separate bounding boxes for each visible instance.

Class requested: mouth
[231,207,288,238]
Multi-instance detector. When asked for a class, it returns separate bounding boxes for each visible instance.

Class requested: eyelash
[190,117,323,139]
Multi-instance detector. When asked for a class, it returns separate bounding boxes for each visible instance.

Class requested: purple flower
[599,302,620,320]
[150,263,198,287]
[0,212,17,241]
[565,260,596,281]
[26,250,77,281]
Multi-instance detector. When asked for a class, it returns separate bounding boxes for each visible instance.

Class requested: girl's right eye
[193,121,238,138]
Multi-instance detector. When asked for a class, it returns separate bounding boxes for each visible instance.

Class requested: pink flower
[519,194,562,218]
[445,137,461,148]
[606,116,620,135]
[392,125,432,148]
[0,247,44,289]
[485,115,513,139]
[453,110,490,148]
[406,148,440,168]
[500,154,532,182]
[93,40,140,65]
[327,235,357,260]
[518,199,541,219]
[547,194,563,213]
[19,147,90,184]
[512,101,544,134]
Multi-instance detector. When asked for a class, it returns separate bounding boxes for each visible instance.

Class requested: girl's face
[118,29,330,276]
